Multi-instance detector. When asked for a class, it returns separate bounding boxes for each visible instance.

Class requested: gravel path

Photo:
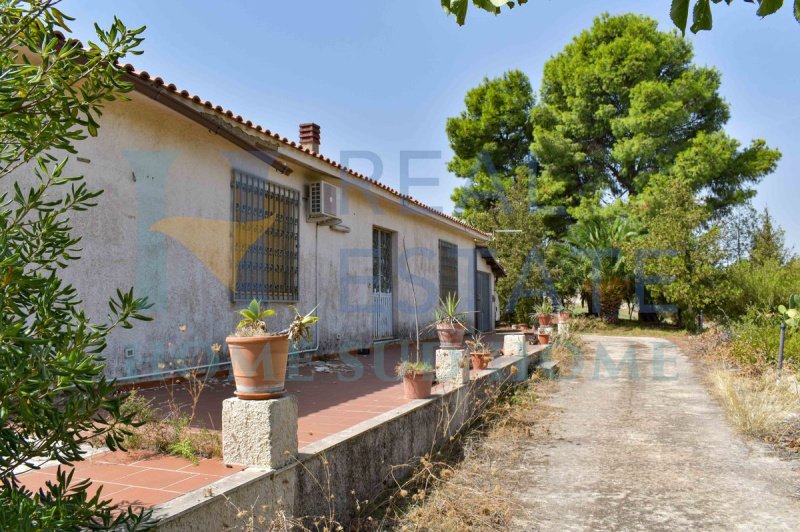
[517,335,800,531]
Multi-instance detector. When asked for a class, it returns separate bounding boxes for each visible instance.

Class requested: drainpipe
[114,361,230,383]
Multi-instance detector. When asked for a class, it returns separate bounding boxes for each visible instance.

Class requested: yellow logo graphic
[150,213,277,290]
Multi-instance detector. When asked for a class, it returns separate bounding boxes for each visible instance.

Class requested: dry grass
[371,374,560,531]
[709,368,800,437]
[546,331,584,376]
[570,315,686,338]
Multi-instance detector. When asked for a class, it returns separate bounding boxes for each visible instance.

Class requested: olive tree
[0,1,152,529]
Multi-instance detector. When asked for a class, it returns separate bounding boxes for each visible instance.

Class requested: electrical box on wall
[308,181,339,220]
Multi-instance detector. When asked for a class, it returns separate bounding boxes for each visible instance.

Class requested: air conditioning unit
[308,181,339,220]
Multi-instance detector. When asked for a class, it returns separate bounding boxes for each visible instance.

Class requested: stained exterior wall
[5,93,495,380]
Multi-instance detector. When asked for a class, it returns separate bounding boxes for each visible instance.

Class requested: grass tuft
[710,368,799,437]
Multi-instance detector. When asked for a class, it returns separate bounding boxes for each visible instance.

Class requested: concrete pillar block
[558,322,570,335]
[511,355,530,383]
[503,334,525,358]
[222,395,298,469]
[435,348,469,389]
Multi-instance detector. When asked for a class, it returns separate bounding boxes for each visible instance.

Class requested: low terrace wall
[152,347,542,530]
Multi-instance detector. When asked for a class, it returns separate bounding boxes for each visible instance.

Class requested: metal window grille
[232,170,300,302]
[439,240,458,300]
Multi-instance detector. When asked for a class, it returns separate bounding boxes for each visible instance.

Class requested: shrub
[718,259,800,322]
[1,3,150,528]
[728,310,800,370]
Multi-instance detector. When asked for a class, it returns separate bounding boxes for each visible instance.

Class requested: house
[11,64,505,381]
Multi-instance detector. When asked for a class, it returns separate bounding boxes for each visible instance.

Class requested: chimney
[299,123,321,153]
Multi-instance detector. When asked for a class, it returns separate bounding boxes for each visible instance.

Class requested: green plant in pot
[432,293,469,347]
[396,359,435,400]
[532,298,554,327]
[466,332,493,370]
[226,300,318,400]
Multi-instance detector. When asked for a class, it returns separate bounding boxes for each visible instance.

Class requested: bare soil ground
[513,335,800,531]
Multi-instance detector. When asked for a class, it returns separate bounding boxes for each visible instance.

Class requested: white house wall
[5,93,494,380]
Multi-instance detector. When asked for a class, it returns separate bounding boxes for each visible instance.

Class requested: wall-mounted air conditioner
[308,181,339,220]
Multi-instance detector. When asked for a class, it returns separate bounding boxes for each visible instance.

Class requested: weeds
[357,373,560,531]
[116,345,223,462]
[688,330,800,454]
[710,369,799,437]
[546,331,584,376]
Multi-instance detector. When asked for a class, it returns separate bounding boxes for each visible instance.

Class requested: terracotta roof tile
[115,62,490,238]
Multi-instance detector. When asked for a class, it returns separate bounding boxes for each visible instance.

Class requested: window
[232,169,300,302]
[439,240,458,300]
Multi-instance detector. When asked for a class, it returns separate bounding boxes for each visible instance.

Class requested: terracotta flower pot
[471,352,492,370]
[538,333,550,345]
[538,313,553,327]
[436,322,466,347]
[558,311,570,324]
[226,334,290,400]
[403,370,434,399]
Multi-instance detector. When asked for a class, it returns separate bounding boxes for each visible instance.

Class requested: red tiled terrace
[19,334,535,509]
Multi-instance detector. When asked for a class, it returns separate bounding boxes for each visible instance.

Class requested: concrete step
[536,359,559,378]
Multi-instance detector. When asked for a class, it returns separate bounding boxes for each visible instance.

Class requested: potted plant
[433,293,468,347]
[226,300,318,400]
[466,332,493,370]
[533,298,554,327]
[396,360,435,400]
[558,305,571,324]
[537,326,551,345]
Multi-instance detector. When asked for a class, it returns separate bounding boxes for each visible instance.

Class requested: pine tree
[750,207,789,266]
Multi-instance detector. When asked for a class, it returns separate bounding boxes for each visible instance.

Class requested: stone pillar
[435,348,469,389]
[511,355,530,383]
[558,322,570,335]
[222,395,298,469]
[503,334,525,358]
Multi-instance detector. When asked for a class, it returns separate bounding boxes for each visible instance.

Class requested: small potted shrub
[466,333,493,370]
[558,306,571,324]
[396,360,435,400]
[226,300,318,400]
[433,293,468,347]
[537,327,551,345]
[533,298,554,327]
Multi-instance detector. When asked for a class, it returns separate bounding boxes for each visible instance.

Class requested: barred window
[439,240,458,300]
[232,170,300,302]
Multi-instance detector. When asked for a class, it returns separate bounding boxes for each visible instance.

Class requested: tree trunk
[599,278,626,324]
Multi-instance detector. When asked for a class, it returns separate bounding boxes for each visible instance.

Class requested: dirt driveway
[517,335,800,531]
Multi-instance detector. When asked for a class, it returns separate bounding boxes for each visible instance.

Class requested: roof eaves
[121,63,491,239]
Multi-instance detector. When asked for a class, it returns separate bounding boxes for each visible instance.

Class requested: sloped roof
[119,63,491,240]
[477,245,506,278]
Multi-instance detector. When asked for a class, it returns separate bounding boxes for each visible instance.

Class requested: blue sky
[67,0,799,249]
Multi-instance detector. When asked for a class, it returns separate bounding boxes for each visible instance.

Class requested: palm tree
[565,217,637,324]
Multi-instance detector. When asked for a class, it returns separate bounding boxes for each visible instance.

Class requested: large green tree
[531,13,780,226]
[441,0,800,33]
[1,1,151,528]
[629,175,731,327]
[467,167,549,318]
[446,70,535,221]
